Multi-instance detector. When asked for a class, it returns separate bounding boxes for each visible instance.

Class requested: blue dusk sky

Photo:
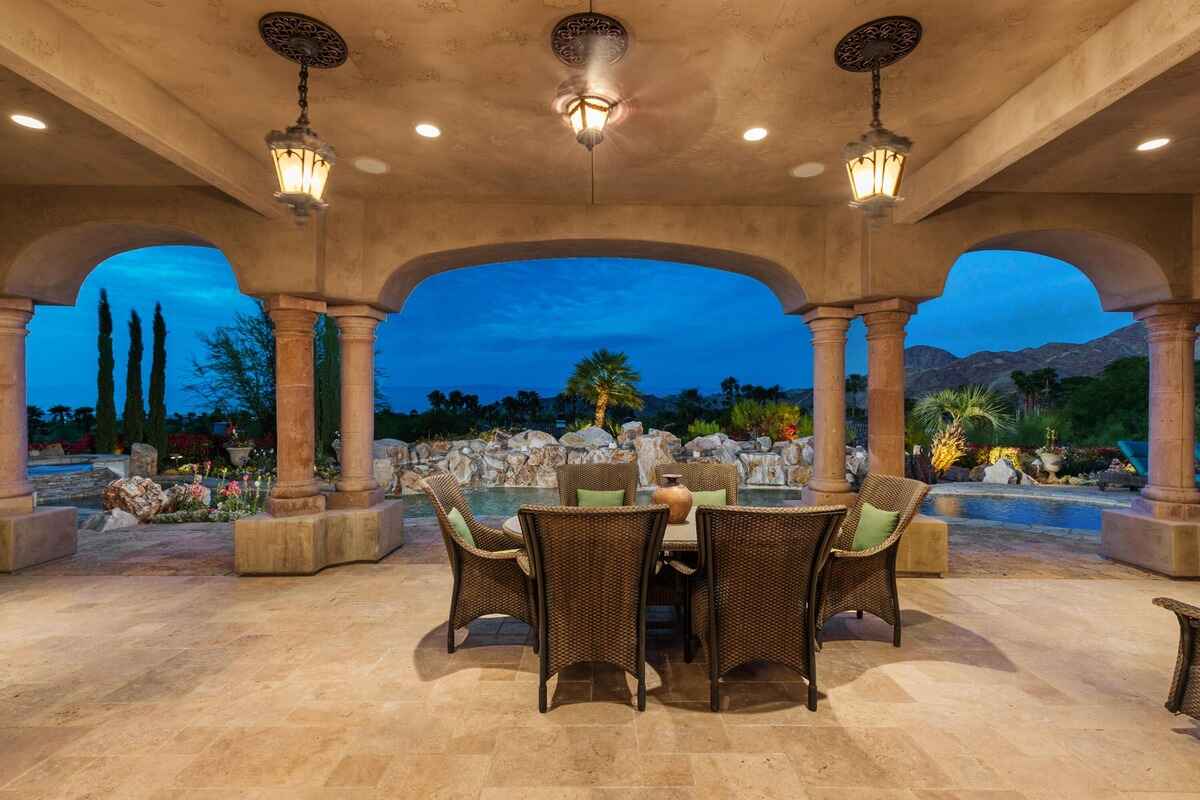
[26,245,1133,413]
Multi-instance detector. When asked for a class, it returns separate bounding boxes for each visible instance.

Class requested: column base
[326,487,386,510]
[1131,495,1200,522]
[897,514,948,577]
[235,500,404,576]
[0,507,77,572]
[267,493,327,517]
[802,486,856,507]
[1101,508,1200,577]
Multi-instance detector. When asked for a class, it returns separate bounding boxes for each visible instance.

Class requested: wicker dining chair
[654,462,739,505]
[816,473,929,648]
[517,504,669,712]
[1153,597,1200,720]
[418,472,535,654]
[688,505,846,711]
[556,463,639,506]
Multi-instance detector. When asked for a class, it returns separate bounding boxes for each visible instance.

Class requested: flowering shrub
[930,427,968,475]
[167,433,216,463]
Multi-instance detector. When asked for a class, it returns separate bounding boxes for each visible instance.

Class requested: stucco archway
[376,239,809,314]
[2,222,236,307]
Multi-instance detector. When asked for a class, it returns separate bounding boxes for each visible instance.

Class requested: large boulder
[40,443,65,457]
[374,439,409,464]
[130,442,158,477]
[982,458,1020,485]
[740,452,786,486]
[509,430,558,449]
[648,429,682,450]
[559,425,615,448]
[82,508,141,532]
[446,450,477,485]
[797,436,815,468]
[779,441,805,466]
[845,446,869,482]
[103,477,168,521]
[787,465,812,487]
[164,481,211,511]
[373,458,397,493]
[618,421,644,446]
[634,434,674,487]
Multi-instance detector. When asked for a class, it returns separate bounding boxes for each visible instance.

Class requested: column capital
[854,298,918,317]
[802,305,856,324]
[0,297,34,330]
[326,304,387,322]
[1133,302,1200,325]
[261,294,327,315]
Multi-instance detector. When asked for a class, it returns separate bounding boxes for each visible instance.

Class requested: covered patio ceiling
[2,0,1198,213]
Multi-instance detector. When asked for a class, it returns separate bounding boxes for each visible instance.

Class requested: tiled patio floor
[1,518,1198,798]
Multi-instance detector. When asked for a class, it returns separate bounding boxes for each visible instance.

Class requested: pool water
[921,493,1106,532]
[400,485,1114,533]
[28,463,94,476]
[400,487,806,519]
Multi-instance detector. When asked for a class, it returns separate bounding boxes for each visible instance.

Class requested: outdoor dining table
[502,507,699,552]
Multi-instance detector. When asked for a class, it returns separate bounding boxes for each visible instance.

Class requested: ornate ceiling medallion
[833,16,922,73]
[551,12,629,67]
[259,12,349,69]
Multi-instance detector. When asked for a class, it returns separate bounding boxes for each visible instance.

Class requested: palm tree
[913,385,1013,438]
[720,376,740,408]
[845,373,867,418]
[48,405,71,425]
[565,349,643,428]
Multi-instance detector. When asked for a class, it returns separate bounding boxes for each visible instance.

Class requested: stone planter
[1037,450,1063,478]
[225,446,253,468]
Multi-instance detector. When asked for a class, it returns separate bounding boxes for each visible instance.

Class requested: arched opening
[17,231,275,575]
[909,240,1155,556]
[378,239,808,313]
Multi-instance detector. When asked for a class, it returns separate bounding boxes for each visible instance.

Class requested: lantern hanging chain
[296,62,311,128]
[870,62,882,129]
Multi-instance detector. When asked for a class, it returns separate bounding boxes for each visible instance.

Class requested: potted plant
[224,424,254,468]
[1037,427,1064,480]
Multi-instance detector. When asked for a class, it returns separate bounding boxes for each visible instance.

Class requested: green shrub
[729,400,810,441]
[685,419,722,440]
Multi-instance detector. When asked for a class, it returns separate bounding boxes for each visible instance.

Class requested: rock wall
[351,424,870,494]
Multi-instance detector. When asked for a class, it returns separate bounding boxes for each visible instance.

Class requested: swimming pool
[28,463,94,476]
[400,487,806,518]
[400,485,1127,533]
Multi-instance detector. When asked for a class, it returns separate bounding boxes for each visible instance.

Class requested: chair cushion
[851,501,900,551]
[691,488,727,507]
[577,488,625,507]
[446,507,476,548]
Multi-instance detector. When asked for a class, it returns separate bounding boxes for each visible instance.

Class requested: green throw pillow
[691,488,727,507]
[446,507,476,548]
[851,501,900,551]
[577,488,625,507]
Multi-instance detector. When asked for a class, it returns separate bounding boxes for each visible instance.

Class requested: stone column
[857,299,916,479]
[265,295,327,517]
[0,298,34,513]
[327,305,386,509]
[1135,303,1200,510]
[802,306,857,506]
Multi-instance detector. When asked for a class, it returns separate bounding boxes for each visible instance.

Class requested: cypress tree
[123,309,145,444]
[147,303,168,456]
[314,315,340,458]
[94,290,118,453]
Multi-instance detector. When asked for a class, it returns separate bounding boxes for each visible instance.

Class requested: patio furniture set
[418,463,930,713]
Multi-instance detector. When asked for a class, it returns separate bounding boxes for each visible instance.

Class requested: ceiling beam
[0,0,282,218]
[895,0,1200,224]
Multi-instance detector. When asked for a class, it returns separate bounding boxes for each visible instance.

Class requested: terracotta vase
[652,473,692,524]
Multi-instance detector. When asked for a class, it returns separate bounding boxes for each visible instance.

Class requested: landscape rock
[756,436,773,452]
[741,452,786,486]
[446,450,477,485]
[559,425,615,448]
[40,443,65,457]
[797,436,815,466]
[618,421,643,445]
[102,477,168,521]
[845,447,870,481]
[164,482,211,511]
[373,439,409,462]
[779,441,804,466]
[130,442,158,477]
[683,434,724,453]
[373,458,397,493]
[982,458,1020,485]
[634,434,674,487]
[787,465,812,487]
[509,430,558,449]
[648,429,682,450]
[82,508,141,532]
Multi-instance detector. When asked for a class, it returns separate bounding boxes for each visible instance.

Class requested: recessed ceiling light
[10,113,46,130]
[1136,137,1170,152]
[790,162,825,178]
[353,156,389,175]
[415,123,441,139]
[742,127,768,142]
